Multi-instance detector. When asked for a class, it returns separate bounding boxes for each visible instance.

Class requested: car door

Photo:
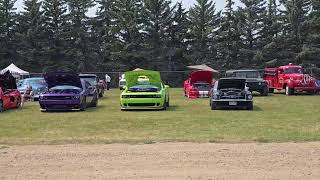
[84,81,95,105]
[1,89,11,108]
[277,68,285,89]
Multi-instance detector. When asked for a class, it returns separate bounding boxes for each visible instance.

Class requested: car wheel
[163,99,167,110]
[0,100,4,112]
[80,98,86,111]
[211,101,217,110]
[16,97,21,108]
[91,95,98,107]
[261,87,269,96]
[247,102,253,110]
[285,85,294,96]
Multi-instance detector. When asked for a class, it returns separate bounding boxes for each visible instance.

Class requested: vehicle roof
[226,69,261,73]
[23,77,44,80]
[278,65,302,69]
[219,78,247,81]
[79,74,97,77]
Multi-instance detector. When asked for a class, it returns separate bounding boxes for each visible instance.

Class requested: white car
[119,74,126,90]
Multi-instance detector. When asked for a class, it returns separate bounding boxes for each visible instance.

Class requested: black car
[79,74,105,98]
[210,78,253,110]
[225,70,268,96]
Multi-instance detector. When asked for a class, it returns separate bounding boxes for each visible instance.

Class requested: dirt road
[1,143,319,180]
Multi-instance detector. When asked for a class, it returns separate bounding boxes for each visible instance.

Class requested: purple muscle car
[39,72,98,111]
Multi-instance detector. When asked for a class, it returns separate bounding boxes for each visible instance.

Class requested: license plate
[229,101,237,106]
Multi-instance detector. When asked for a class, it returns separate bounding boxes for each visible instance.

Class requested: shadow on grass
[42,105,107,113]
[211,106,263,111]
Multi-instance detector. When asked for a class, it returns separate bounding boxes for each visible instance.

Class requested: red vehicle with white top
[184,71,214,98]
[264,64,320,95]
[0,72,21,112]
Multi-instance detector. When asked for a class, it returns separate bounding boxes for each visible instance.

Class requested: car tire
[91,95,98,107]
[0,100,4,112]
[16,97,21,108]
[163,99,167,111]
[261,87,269,96]
[269,88,274,93]
[80,98,86,111]
[247,102,253,110]
[285,85,294,96]
[211,101,217,110]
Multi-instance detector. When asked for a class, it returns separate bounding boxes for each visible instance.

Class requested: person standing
[105,74,111,90]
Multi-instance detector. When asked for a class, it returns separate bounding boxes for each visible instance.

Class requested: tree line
[0,0,319,73]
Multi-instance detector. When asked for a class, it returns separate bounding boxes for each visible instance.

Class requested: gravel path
[1,143,320,180]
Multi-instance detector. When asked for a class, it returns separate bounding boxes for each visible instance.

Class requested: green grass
[0,88,319,145]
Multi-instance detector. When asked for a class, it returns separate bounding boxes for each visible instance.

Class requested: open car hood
[189,71,213,85]
[44,72,82,89]
[0,71,17,90]
[125,70,162,88]
[218,78,246,90]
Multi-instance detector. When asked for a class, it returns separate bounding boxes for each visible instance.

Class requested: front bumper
[212,99,253,109]
[120,98,165,110]
[294,86,320,91]
[188,90,210,98]
[39,99,81,110]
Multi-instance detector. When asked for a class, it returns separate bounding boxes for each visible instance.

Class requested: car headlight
[247,95,253,100]
[153,94,162,98]
[72,96,80,100]
[122,95,130,98]
[39,95,47,100]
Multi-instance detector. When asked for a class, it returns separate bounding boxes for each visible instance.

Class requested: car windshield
[22,79,46,87]
[234,71,262,78]
[80,77,97,86]
[49,86,82,94]
[218,80,245,90]
[286,68,303,74]
[119,81,126,86]
[128,85,160,92]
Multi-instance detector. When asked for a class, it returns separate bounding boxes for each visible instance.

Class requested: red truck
[0,72,21,112]
[264,64,320,95]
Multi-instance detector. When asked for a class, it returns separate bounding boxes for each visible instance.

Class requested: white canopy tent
[0,63,30,78]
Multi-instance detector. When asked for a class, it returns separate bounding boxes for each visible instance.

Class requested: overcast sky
[14,0,241,16]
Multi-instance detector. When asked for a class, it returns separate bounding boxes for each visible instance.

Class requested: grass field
[0,88,319,145]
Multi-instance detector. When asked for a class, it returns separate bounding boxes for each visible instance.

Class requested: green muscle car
[120,70,170,110]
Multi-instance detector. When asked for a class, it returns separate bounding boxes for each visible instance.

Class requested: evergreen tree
[217,0,242,68]
[142,0,175,69]
[237,0,267,65]
[189,0,220,65]
[65,0,96,71]
[0,0,17,67]
[296,0,320,66]
[16,0,45,72]
[41,0,69,72]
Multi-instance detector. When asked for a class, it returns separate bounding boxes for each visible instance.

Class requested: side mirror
[165,85,170,89]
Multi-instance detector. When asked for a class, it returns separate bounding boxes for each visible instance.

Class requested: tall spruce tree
[217,0,242,68]
[16,0,45,72]
[237,0,267,65]
[65,0,96,71]
[142,0,175,69]
[296,0,320,66]
[189,0,220,65]
[0,0,17,67]
[41,0,69,72]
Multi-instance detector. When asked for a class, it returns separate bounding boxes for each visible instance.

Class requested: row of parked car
[184,64,320,110]
[0,64,319,112]
[0,73,106,112]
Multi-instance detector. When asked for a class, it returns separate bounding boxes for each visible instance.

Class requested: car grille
[46,96,74,100]
[125,95,159,98]
[221,91,245,99]
[127,103,158,107]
